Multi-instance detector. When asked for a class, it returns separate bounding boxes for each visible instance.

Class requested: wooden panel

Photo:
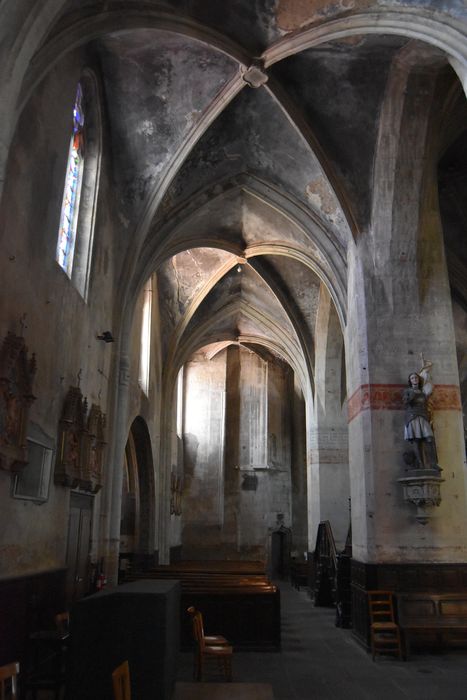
[351,561,467,648]
[439,599,467,616]
[399,597,437,618]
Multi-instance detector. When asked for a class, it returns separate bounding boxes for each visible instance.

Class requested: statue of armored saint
[402,357,440,472]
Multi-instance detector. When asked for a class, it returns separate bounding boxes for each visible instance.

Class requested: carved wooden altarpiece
[54,386,106,493]
[55,386,106,492]
[81,404,105,493]
[55,386,86,488]
[0,331,36,471]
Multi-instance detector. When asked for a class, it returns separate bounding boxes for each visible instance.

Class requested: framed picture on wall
[12,425,54,503]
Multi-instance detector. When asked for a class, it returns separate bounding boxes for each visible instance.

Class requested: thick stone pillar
[347,61,467,642]
[310,285,349,550]
[181,351,227,555]
[347,62,467,567]
[223,345,241,552]
[104,352,131,583]
[291,374,308,556]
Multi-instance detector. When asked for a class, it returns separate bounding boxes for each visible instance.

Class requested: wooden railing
[313,520,352,628]
[313,521,337,607]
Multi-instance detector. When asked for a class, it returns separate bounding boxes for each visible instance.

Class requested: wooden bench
[124,563,280,651]
[180,587,280,651]
[397,593,467,657]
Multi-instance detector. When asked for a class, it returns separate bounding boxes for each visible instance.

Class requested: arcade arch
[120,417,156,572]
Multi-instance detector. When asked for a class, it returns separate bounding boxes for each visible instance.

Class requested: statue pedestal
[398,469,444,524]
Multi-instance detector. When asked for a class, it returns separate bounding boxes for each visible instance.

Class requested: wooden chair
[54,612,70,635]
[23,611,70,699]
[112,660,131,700]
[187,606,229,647]
[0,661,19,700]
[54,611,71,671]
[368,590,403,660]
[187,607,233,682]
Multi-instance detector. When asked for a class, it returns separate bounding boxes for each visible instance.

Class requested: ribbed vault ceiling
[20,0,467,395]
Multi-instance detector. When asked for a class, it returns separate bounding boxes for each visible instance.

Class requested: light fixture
[97,331,114,343]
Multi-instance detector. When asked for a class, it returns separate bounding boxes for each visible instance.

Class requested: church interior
[1,0,467,698]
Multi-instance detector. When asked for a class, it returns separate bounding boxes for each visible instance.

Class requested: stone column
[223,345,241,553]
[310,285,349,550]
[290,374,308,556]
[346,62,467,567]
[104,352,131,584]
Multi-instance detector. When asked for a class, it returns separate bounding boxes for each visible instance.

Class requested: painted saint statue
[402,358,440,471]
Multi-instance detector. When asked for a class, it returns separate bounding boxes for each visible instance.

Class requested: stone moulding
[398,470,444,525]
[0,331,36,471]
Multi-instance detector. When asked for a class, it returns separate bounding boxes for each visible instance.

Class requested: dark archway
[120,416,156,575]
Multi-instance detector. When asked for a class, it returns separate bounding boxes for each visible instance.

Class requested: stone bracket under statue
[398,469,444,525]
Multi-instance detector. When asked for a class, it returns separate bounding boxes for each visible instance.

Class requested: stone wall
[181,346,299,561]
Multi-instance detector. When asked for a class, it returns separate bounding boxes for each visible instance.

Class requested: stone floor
[175,582,467,700]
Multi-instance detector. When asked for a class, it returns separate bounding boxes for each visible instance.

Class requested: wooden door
[66,493,93,604]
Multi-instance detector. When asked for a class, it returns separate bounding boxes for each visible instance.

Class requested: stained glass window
[56,83,85,277]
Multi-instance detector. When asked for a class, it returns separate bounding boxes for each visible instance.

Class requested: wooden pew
[180,588,280,651]
[397,592,467,657]
[123,562,280,651]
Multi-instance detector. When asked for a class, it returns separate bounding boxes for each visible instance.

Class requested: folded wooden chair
[368,590,403,660]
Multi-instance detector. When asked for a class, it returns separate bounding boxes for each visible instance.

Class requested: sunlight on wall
[139,278,152,394]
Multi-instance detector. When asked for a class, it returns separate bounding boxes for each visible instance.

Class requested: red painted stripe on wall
[347,384,461,422]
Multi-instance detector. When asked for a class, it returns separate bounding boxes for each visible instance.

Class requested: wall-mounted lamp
[97,331,114,343]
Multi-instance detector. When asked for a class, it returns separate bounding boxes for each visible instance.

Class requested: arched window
[56,83,85,278]
[139,277,153,395]
[56,73,101,299]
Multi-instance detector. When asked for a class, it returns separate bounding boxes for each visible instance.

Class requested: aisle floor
[176,583,467,700]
